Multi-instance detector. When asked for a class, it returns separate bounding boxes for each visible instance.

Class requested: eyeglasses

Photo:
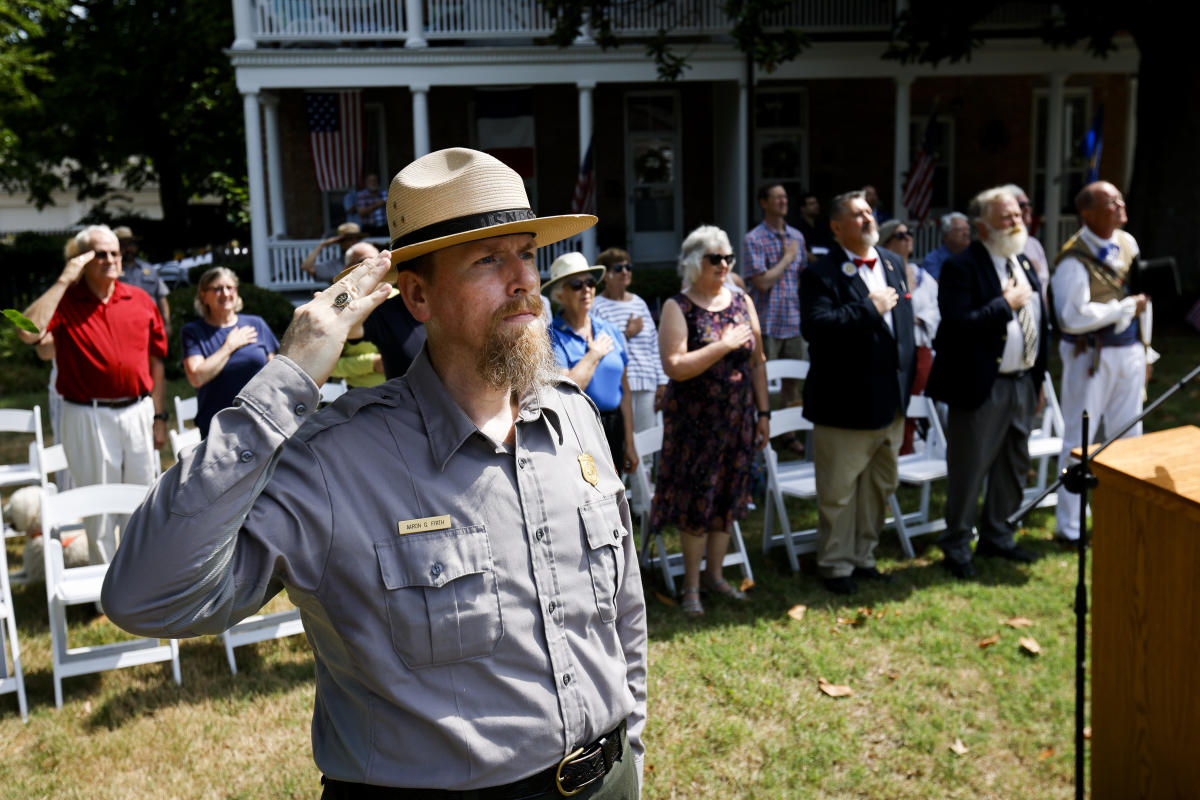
[568,277,597,291]
[890,230,911,240]
[705,254,736,267]
[204,285,237,294]
[607,263,632,273]
[92,250,121,259]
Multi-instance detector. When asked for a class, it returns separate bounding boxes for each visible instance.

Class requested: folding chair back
[760,406,818,572]
[0,524,28,720]
[169,427,202,461]
[886,395,950,558]
[766,359,809,395]
[632,424,754,595]
[174,396,198,433]
[1024,372,1065,508]
[40,484,181,707]
[0,407,44,492]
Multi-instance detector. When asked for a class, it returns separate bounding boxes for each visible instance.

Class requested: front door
[624,91,682,266]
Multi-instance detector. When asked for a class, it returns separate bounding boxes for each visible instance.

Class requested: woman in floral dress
[653,225,771,617]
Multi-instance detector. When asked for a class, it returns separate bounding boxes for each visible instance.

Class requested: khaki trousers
[813,414,903,578]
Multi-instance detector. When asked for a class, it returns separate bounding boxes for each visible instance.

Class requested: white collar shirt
[989,248,1041,373]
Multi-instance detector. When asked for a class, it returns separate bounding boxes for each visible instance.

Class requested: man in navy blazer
[926,187,1048,578]
[800,190,916,594]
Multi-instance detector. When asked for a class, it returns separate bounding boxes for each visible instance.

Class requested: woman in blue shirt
[544,252,638,475]
[181,267,279,436]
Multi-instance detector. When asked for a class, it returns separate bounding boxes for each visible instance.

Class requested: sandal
[679,587,705,618]
[701,575,748,601]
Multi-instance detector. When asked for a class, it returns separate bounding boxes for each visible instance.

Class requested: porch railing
[241,0,902,45]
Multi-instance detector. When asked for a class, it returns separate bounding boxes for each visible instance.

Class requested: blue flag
[1084,105,1104,183]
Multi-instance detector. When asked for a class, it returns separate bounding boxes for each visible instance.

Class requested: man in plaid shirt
[744,184,807,425]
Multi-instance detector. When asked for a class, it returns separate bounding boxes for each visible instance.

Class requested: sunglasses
[92,249,121,259]
[890,230,911,240]
[568,277,597,291]
[607,263,632,273]
[705,253,736,267]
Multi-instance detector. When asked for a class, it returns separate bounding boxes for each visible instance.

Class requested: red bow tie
[853,258,876,268]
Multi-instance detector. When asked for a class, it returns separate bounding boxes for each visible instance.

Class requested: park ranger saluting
[102,148,648,799]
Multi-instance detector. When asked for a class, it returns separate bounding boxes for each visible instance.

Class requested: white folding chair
[174,395,198,433]
[40,484,182,708]
[0,522,28,721]
[169,427,202,461]
[760,406,818,573]
[631,425,754,595]
[765,358,809,396]
[319,379,348,405]
[1024,372,1065,508]
[885,395,949,558]
[221,607,305,675]
[1,408,46,537]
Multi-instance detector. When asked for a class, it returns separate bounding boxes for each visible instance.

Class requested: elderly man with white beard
[926,187,1050,579]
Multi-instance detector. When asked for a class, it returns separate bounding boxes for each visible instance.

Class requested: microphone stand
[1008,361,1200,800]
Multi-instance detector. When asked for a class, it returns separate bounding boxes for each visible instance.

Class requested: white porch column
[261,93,286,238]
[242,91,270,287]
[404,0,426,48]
[893,76,912,221]
[231,0,255,50]
[734,77,750,254]
[1043,73,1066,253]
[1124,76,1138,190]
[411,85,430,159]
[577,81,596,261]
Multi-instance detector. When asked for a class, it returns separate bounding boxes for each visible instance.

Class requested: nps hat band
[391,207,536,252]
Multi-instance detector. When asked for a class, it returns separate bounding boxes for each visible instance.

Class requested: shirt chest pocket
[375,525,503,669]
[579,493,628,624]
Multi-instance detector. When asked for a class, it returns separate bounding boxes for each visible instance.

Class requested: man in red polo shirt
[19,224,168,563]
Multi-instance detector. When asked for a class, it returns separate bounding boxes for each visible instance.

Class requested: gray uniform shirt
[120,258,170,305]
[101,350,647,790]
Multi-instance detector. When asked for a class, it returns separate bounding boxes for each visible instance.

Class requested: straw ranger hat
[338,148,596,285]
[541,251,606,298]
[113,226,138,241]
[336,221,364,241]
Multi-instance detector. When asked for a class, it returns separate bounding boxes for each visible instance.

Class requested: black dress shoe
[823,576,858,595]
[852,566,895,583]
[975,540,1041,563]
[942,557,977,579]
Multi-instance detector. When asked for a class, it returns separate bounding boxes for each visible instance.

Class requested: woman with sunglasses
[181,266,279,437]
[879,219,940,454]
[652,225,770,618]
[544,252,640,476]
[591,247,669,432]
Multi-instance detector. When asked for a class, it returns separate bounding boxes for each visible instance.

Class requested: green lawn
[0,336,1196,798]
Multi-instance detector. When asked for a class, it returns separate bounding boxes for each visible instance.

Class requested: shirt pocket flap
[376,525,490,589]
[579,494,626,552]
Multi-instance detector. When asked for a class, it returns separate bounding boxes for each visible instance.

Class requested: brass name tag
[397,515,451,535]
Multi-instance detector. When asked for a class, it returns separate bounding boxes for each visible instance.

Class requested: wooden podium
[1089,426,1200,799]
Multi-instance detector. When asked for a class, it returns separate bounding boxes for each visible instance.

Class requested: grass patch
[0,336,1196,797]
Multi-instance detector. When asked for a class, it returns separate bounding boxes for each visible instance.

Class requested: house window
[321,103,387,230]
[754,88,808,220]
[908,115,954,216]
[1032,88,1091,214]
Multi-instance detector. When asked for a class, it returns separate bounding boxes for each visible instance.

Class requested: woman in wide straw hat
[543,252,639,476]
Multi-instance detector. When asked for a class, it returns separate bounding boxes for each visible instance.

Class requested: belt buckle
[554,747,586,797]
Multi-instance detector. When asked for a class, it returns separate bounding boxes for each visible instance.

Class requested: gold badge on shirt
[397,514,451,535]
[578,453,599,487]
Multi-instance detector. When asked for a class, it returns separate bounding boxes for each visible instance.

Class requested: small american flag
[570,136,595,215]
[902,110,938,223]
[305,91,363,192]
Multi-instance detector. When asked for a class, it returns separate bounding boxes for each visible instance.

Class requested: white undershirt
[845,246,893,331]
[989,249,1041,373]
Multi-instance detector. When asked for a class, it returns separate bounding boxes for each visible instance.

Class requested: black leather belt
[321,721,625,799]
[63,393,149,408]
[996,369,1032,380]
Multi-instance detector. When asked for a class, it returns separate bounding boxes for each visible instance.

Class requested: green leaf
[2,308,39,333]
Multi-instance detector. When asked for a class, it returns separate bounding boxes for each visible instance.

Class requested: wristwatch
[153,412,169,422]
[757,408,771,420]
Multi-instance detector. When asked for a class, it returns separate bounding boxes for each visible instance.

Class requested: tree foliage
[538,0,807,80]
[0,1,245,244]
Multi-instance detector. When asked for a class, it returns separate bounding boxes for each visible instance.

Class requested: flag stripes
[306,91,364,192]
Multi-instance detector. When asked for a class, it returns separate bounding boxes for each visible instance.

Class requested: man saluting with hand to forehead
[103,148,647,799]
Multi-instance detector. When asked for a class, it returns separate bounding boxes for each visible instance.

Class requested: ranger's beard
[477,294,559,396]
[984,222,1028,259]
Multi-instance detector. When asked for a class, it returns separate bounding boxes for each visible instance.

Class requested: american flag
[902,111,938,223]
[305,91,363,192]
[570,136,595,214]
